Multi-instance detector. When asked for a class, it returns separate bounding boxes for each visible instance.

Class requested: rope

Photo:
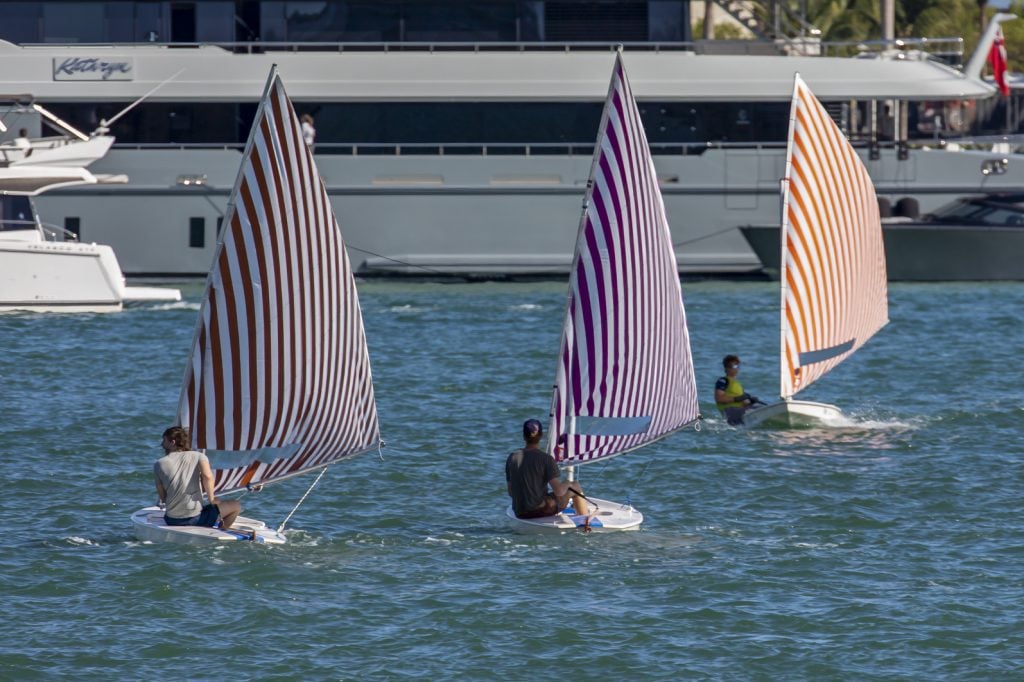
[622,455,656,509]
[276,466,329,534]
[672,225,740,249]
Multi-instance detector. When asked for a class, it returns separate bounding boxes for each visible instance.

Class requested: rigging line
[672,225,741,249]
[344,244,470,279]
[623,454,656,508]
[276,466,329,534]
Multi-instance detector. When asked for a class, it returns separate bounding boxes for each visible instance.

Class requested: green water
[2,280,1021,679]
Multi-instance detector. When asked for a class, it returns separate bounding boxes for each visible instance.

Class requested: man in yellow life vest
[714,354,761,425]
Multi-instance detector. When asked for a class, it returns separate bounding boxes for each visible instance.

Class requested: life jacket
[717,375,746,410]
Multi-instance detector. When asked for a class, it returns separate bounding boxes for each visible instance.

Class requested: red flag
[989,28,1010,97]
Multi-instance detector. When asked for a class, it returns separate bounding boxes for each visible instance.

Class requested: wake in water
[131,300,200,312]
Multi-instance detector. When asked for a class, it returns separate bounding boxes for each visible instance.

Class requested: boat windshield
[926,196,1024,226]
[0,195,34,231]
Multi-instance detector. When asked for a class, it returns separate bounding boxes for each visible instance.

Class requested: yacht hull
[742,222,1024,281]
[38,145,1019,278]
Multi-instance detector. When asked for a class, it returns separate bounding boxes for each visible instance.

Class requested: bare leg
[570,484,588,516]
[218,499,242,529]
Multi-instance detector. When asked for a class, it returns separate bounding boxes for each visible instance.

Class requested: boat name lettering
[53,57,134,81]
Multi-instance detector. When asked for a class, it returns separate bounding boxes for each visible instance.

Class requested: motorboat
[0,115,180,312]
[741,192,1024,281]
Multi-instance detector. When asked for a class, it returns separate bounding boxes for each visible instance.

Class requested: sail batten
[177,71,380,494]
[779,75,888,399]
[548,53,699,466]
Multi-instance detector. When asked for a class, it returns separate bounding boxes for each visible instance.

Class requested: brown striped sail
[177,69,380,494]
[779,75,889,399]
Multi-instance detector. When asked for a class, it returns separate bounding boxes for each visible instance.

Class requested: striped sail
[177,70,380,494]
[548,53,699,466]
[780,75,888,399]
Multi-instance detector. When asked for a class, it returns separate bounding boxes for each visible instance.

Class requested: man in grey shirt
[505,419,586,518]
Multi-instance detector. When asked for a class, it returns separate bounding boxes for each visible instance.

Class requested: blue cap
[522,419,543,440]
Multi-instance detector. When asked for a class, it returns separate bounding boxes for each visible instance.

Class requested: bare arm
[549,477,581,498]
[155,477,167,505]
[199,457,218,505]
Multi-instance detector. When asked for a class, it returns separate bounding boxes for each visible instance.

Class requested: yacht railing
[36,221,78,242]
[24,38,965,63]
[114,140,926,157]
[0,218,75,242]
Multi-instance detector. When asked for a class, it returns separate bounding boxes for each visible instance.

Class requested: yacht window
[42,3,106,43]
[107,4,136,42]
[0,196,34,231]
[2,3,41,43]
[979,205,1024,226]
[544,1,648,41]
[195,2,235,42]
[404,2,518,41]
[190,217,205,248]
[928,198,995,223]
[648,1,688,42]
[65,217,81,239]
[135,2,164,43]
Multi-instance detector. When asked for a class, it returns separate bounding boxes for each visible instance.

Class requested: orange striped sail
[779,75,888,399]
[177,69,380,494]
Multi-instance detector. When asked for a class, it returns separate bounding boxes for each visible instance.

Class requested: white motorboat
[0,110,180,313]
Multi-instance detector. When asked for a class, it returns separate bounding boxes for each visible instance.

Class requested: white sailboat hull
[741,400,845,428]
[131,506,286,545]
[505,497,643,533]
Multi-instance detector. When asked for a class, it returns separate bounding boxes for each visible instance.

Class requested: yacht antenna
[96,68,185,134]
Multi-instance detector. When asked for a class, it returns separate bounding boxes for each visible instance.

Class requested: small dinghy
[506,53,701,533]
[742,75,889,429]
[132,68,382,545]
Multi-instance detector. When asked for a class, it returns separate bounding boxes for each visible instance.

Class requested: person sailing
[714,354,761,426]
[505,419,587,518]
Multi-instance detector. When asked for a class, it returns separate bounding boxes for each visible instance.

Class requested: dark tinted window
[189,217,205,248]
[1,3,42,43]
[0,196,34,230]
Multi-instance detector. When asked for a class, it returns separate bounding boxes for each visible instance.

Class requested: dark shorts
[723,407,748,426]
[515,494,560,519]
[165,503,220,527]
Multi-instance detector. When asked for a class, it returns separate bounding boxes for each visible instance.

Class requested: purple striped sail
[177,70,380,494]
[548,53,699,466]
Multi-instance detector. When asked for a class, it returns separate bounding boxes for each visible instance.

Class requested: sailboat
[506,53,701,532]
[741,74,889,429]
[131,68,381,545]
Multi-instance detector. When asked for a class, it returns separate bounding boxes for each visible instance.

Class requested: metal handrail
[20,37,968,60]
[38,221,78,241]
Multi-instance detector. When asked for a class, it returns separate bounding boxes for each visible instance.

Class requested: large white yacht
[0,1,1018,277]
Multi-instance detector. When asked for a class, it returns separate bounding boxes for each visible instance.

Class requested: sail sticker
[798,339,855,366]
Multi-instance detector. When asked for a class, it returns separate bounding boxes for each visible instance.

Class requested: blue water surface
[1,280,1021,679]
